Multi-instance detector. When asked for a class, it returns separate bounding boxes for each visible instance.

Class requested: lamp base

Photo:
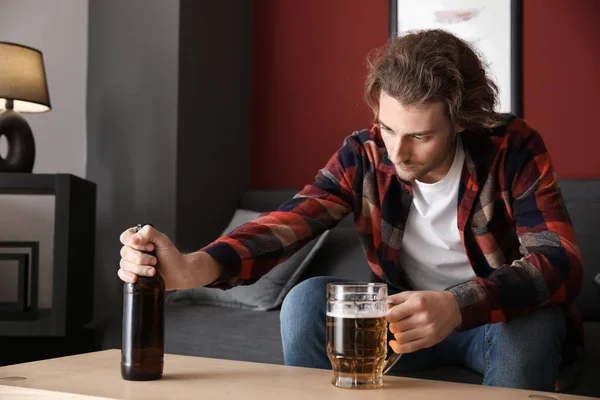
[0,110,35,173]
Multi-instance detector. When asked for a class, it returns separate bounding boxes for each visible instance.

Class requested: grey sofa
[160,180,600,397]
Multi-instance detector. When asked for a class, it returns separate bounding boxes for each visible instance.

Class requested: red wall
[252,0,600,188]
[523,0,600,178]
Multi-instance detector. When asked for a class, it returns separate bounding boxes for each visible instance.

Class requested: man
[118,29,583,392]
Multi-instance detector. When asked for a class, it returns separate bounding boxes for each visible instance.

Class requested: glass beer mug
[326,283,401,389]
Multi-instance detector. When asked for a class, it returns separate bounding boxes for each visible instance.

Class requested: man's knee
[280,276,340,368]
[488,305,566,358]
[280,276,334,328]
[484,306,566,390]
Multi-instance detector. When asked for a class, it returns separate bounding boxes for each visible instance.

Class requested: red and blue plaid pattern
[203,115,583,355]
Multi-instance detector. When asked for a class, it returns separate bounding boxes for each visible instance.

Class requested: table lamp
[0,42,51,173]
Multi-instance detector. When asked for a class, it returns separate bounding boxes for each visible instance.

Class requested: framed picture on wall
[0,241,39,320]
[0,254,28,314]
[389,0,522,117]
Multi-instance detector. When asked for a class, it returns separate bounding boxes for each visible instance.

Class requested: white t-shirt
[399,137,476,291]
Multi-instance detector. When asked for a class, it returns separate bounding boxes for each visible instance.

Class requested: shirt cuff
[201,241,242,287]
[446,279,491,330]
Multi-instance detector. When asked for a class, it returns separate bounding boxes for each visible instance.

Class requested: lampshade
[0,42,51,113]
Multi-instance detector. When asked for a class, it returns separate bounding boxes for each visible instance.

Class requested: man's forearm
[179,251,224,289]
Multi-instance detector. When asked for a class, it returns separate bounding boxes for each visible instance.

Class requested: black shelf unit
[0,173,96,337]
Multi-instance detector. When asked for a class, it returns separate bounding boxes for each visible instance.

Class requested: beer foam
[326,309,387,319]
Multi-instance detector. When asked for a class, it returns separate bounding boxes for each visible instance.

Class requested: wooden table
[0,350,595,399]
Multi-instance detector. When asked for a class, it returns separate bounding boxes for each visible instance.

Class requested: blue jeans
[280,276,567,392]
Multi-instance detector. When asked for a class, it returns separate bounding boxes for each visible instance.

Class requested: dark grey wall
[86,0,180,324]
[176,0,253,252]
[86,0,252,331]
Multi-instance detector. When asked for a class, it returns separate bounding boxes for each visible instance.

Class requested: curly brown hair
[365,29,500,129]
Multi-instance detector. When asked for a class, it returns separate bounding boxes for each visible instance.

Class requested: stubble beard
[394,164,427,182]
[395,135,458,183]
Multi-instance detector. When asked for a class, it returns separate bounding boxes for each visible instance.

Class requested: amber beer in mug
[326,283,400,389]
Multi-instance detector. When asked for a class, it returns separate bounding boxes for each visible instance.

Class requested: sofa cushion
[165,303,284,365]
[166,209,329,311]
[559,179,600,321]
[299,225,375,283]
[572,322,600,397]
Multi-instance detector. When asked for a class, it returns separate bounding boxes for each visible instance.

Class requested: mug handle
[382,351,402,375]
[382,298,402,374]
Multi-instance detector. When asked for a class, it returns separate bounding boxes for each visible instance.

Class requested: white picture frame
[389,0,522,116]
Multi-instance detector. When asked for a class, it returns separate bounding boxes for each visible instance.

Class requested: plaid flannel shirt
[203,115,584,359]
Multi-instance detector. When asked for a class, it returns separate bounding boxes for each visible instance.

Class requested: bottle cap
[136,223,153,233]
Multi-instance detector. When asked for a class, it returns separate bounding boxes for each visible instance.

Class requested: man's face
[378,91,463,184]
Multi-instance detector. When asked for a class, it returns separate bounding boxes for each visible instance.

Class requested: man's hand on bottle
[118,225,222,290]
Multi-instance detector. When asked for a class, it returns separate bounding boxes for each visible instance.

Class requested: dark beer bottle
[121,223,165,381]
